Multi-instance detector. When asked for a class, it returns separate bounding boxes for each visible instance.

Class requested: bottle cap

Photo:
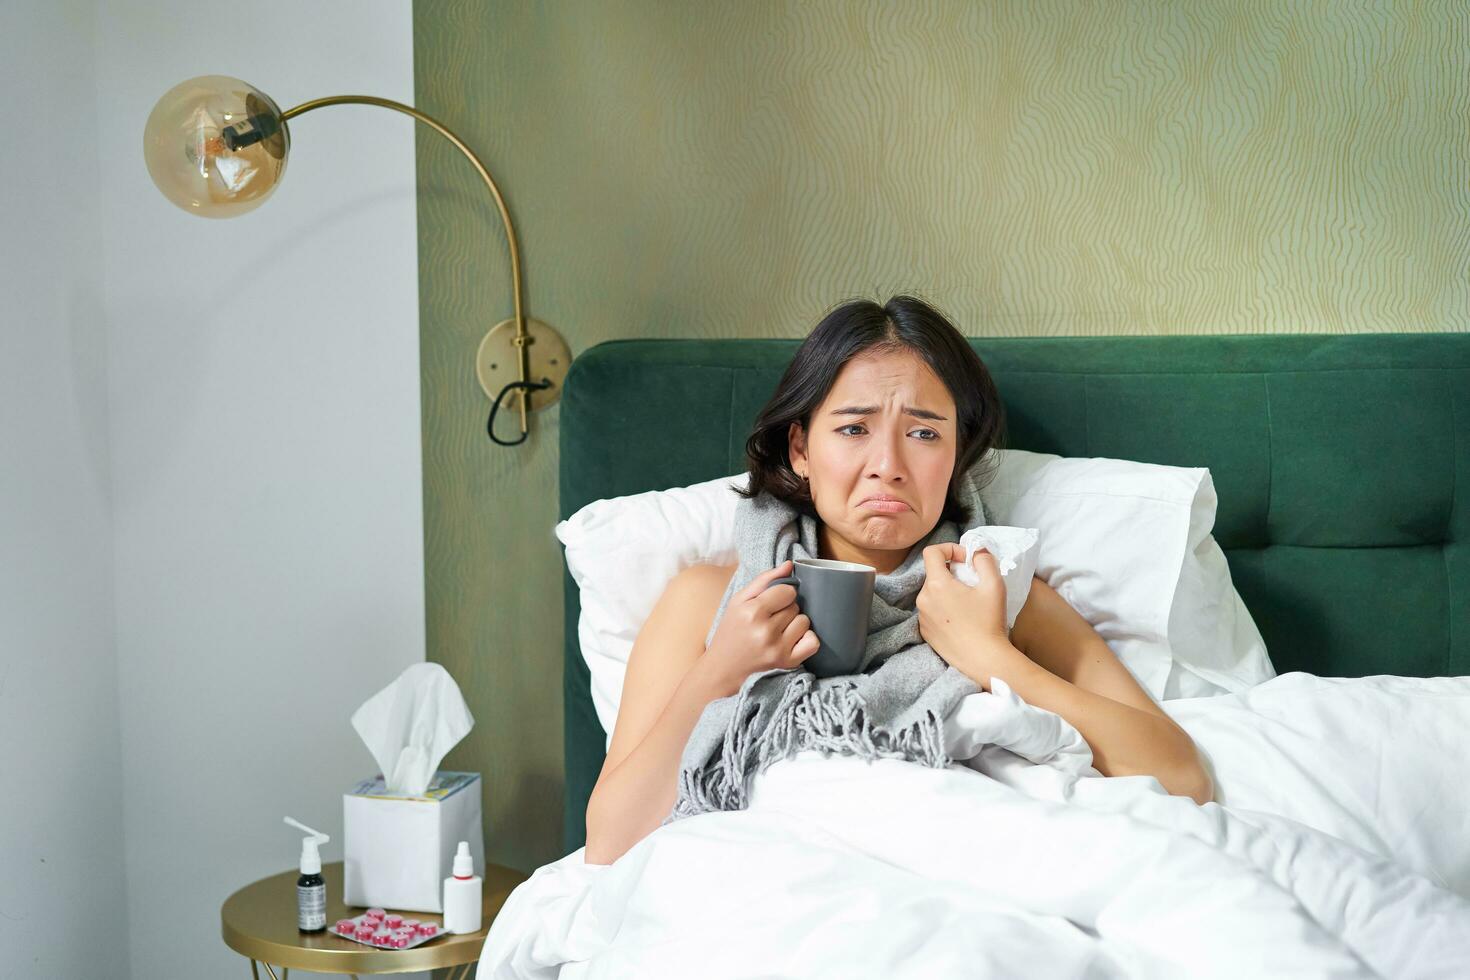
[299,835,322,875]
[284,816,330,875]
[452,840,475,879]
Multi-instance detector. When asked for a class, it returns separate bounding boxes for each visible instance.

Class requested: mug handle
[763,574,818,675]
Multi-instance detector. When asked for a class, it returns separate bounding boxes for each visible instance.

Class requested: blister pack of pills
[331,908,445,949]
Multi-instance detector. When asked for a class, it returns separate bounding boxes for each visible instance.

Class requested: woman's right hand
[700,559,820,697]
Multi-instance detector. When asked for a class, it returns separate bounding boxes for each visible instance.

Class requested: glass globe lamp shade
[143,75,289,218]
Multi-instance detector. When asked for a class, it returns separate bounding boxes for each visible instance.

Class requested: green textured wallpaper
[412,0,1470,873]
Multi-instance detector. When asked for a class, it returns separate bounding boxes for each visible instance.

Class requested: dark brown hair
[737,294,1007,527]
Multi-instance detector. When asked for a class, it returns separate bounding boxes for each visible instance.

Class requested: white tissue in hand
[351,662,475,796]
[949,526,1042,629]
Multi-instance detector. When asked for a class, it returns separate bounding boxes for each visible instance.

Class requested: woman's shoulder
[651,562,739,645]
[673,564,740,617]
[670,561,739,599]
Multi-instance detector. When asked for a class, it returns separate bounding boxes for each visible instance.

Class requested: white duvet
[480,672,1470,978]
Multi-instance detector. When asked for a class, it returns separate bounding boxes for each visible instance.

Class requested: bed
[486,332,1470,978]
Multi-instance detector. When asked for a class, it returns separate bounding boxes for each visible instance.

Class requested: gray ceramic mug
[765,557,877,678]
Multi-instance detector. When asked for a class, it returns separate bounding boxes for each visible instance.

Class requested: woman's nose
[866,428,908,481]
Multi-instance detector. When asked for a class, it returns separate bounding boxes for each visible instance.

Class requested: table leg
[248,952,435,980]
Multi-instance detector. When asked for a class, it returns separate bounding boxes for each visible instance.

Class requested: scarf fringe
[666,667,954,824]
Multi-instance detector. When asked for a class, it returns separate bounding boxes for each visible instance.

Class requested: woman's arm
[584,564,735,865]
[584,657,733,865]
[973,576,1214,805]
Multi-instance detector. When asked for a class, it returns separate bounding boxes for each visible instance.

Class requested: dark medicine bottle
[290,822,328,932]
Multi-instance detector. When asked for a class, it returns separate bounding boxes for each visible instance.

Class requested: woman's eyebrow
[830,405,949,421]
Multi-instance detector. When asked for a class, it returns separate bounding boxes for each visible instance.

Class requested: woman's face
[788,347,959,557]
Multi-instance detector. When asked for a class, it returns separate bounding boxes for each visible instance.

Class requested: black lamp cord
[487,379,553,446]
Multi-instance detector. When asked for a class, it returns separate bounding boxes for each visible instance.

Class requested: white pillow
[979,450,1274,700]
[1165,472,1278,698]
[556,472,747,746]
[555,450,1275,750]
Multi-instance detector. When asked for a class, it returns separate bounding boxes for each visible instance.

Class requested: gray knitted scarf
[663,467,990,826]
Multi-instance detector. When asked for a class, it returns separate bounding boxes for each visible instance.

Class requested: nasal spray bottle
[285,816,330,932]
[442,841,482,934]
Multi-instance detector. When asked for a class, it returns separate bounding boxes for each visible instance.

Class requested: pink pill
[401,919,420,931]
[334,919,356,935]
[384,913,403,928]
[354,925,376,941]
[366,907,386,919]
[416,921,438,937]
[389,934,410,948]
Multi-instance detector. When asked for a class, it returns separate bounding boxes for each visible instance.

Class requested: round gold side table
[221,859,528,978]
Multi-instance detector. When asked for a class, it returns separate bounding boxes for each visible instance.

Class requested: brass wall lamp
[143,75,569,446]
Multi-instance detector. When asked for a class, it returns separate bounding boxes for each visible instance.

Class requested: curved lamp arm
[282,95,542,443]
[143,76,569,447]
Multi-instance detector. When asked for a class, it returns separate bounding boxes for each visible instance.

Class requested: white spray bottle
[285,816,330,932]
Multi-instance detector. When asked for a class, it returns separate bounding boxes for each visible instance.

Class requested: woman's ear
[787,421,807,472]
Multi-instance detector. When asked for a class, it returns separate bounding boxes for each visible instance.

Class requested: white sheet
[480,672,1470,978]
[1161,671,1470,898]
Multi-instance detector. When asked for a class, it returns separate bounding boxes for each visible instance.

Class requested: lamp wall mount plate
[476,317,570,411]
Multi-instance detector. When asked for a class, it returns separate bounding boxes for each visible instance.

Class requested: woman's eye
[836,424,939,441]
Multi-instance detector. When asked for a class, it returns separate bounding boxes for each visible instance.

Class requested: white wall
[1,4,130,977]
[96,3,425,978]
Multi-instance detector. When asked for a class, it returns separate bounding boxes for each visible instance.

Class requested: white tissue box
[343,770,484,913]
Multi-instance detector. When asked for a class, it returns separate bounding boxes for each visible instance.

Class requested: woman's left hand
[916,543,1013,674]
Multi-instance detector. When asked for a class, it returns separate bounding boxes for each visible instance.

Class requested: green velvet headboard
[557,333,1469,856]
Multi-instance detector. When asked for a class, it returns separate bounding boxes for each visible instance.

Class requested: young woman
[584,295,1212,866]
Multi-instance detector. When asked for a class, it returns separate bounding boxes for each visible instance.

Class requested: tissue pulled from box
[948,525,1042,629]
[351,662,474,796]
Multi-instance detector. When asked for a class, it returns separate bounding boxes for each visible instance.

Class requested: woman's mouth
[859,497,910,513]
